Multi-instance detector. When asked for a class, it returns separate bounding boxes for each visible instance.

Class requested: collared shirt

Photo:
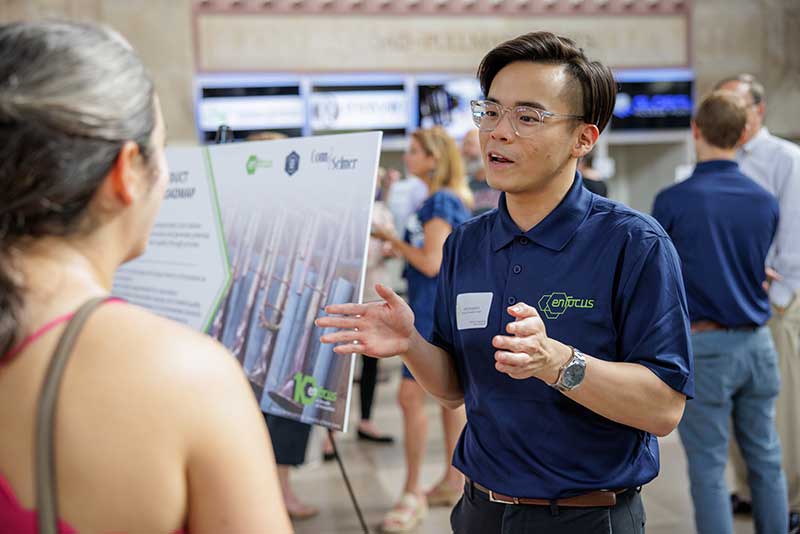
[430,174,693,499]
[737,127,800,307]
[653,160,778,327]
[404,189,471,338]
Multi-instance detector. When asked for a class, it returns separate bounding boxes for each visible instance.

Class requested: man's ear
[573,123,600,159]
[755,101,766,120]
[108,141,143,206]
[690,120,700,141]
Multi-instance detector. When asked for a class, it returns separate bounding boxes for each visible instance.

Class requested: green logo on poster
[537,292,595,320]
[293,372,337,406]
[246,155,273,175]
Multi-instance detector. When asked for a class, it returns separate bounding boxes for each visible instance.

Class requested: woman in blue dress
[372,126,474,532]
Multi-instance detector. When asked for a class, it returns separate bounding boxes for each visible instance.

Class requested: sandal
[425,481,462,507]
[381,492,428,533]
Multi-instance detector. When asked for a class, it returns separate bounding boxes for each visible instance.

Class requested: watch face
[562,362,586,388]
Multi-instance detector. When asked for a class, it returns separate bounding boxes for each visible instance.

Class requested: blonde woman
[371,127,473,532]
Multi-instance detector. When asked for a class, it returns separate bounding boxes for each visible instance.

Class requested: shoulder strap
[35,297,110,534]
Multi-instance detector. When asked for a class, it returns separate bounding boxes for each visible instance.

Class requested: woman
[0,21,291,533]
[372,127,473,533]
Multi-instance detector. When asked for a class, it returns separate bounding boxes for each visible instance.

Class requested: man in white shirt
[718,73,800,534]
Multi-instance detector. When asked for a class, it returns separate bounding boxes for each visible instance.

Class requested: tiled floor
[290,358,757,534]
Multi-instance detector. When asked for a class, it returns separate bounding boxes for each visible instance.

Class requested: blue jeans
[679,327,788,534]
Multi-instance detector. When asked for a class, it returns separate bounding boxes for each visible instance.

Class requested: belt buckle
[488,491,519,505]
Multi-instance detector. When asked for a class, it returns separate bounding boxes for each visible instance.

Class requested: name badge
[456,292,493,330]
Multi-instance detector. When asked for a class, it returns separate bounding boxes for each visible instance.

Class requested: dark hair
[0,21,156,358]
[694,90,748,149]
[477,31,617,133]
[715,73,765,106]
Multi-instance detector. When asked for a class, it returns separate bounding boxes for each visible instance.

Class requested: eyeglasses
[470,99,584,138]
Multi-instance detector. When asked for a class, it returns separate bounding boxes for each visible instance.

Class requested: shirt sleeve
[429,232,456,353]
[767,149,800,306]
[615,233,694,398]
[419,191,464,228]
[651,192,673,234]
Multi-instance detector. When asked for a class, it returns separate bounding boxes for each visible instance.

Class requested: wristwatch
[550,346,586,392]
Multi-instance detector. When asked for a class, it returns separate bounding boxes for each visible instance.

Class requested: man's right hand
[316,283,416,358]
[763,266,782,292]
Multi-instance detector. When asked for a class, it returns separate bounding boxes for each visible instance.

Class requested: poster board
[113,132,382,431]
[112,147,231,332]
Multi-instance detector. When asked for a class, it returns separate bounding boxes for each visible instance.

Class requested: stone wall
[0,0,196,143]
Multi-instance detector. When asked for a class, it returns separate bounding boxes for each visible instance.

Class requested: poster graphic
[112,147,231,332]
[206,132,381,430]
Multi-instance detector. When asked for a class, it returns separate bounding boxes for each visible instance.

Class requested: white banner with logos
[208,132,380,430]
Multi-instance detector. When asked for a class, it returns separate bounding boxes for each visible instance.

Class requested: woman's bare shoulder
[83,302,246,400]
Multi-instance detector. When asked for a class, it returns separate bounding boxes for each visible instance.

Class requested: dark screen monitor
[611,69,694,130]
[197,83,304,141]
[417,77,482,139]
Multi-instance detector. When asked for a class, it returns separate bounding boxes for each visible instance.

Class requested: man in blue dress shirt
[717,74,800,533]
[319,31,693,533]
[653,90,787,534]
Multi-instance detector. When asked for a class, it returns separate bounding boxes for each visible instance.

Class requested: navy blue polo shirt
[404,189,471,339]
[430,174,693,499]
[652,160,778,327]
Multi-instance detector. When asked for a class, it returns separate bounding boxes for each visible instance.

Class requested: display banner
[208,132,380,430]
[112,147,231,332]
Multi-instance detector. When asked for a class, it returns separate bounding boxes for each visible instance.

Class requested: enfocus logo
[537,292,595,320]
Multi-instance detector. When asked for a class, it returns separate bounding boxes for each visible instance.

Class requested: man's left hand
[492,303,573,383]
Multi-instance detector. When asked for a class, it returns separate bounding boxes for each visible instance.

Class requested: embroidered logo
[537,292,595,320]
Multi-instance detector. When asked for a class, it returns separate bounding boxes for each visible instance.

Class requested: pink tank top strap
[1,297,124,363]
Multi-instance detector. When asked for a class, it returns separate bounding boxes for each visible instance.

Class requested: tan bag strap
[35,296,109,534]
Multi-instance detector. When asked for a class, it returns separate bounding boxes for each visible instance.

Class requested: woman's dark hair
[477,31,617,133]
[0,21,156,358]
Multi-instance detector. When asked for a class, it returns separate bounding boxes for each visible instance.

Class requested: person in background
[578,151,608,197]
[716,74,800,534]
[462,128,501,216]
[370,127,473,533]
[0,21,291,534]
[385,166,429,240]
[653,90,786,534]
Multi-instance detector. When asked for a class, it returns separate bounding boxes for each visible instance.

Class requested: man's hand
[762,266,782,292]
[492,303,572,383]
[317,284,415,358]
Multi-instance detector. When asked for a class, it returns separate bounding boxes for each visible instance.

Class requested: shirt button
[513,264,522,274]
[519,237,529,245]
[507,296,516,305]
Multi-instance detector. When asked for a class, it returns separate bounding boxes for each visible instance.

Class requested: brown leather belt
[466,479,625,508]
[691,320,759,333]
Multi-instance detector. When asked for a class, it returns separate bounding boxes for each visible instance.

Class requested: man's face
[717,80,764,143]
[479,61,585,195]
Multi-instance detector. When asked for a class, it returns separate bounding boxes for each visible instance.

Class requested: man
[653,90,787,534]
[318,32,693,533]
[717,74,800,533]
